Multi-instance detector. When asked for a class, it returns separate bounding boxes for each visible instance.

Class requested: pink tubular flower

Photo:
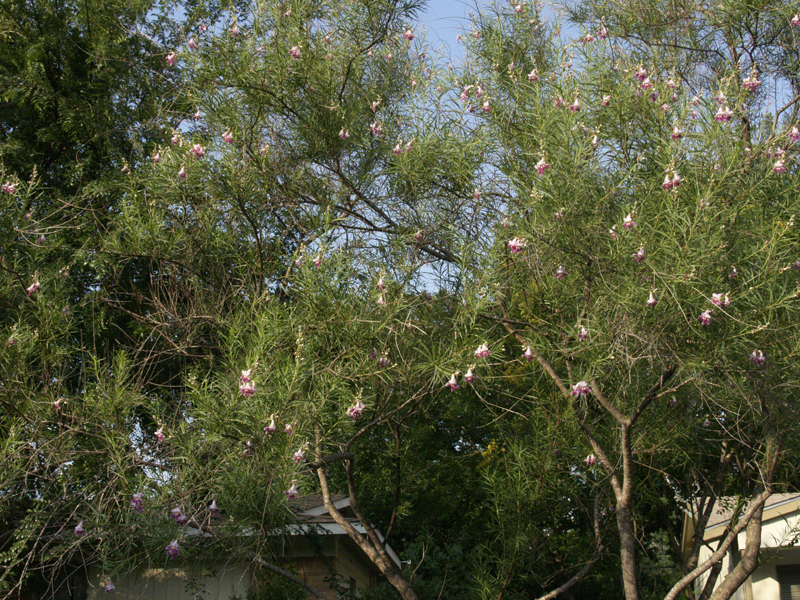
[289,46,301,59]
[240,381,256,397]
[671,172,682,187]
[26,280,41,296]
[635,66,647,81]
[229,25,239,37]
[284,423,293,435]
[370,121,383,136]
[601,95,611,106]
[482,100,490,113]
[578,326,588,342]
[169,507,184,522]
[535,158,550,175]
[151,152,161,164]
[555,266,567,280]
[792,14,800,27]
[165,52,177,66]
[339,128,350,140]
[671,125,683,140]
[240,369,252,384]
[346,400,366,420]
[710,293,730,307]
[582,32,594,44]
[264,418,276,434]
[193,109,202,120]
[508,237,526,253]
[522,346,535,362]
[789,127,800,142]
[171,134,180,146]
[285,482,299,500]
[446,373,459,391]
[742,74,760,91]
[464,368,475,384]
[528,68,539,82]
[293,447,305,463]
[166,540,180,560]
[155,427,165,443]
[313,253,322,268]
[472,188,482,200]
[714,106,733,122]
[475,343,491,358]
[190,144,205,158]
[773,159,786,174]
[598,26,608,39]
[178,166,187,179]
[749,350,766,367]
[698,310,712,326]
[222,130,234,144]
[188,37,198,50]
[641,77,653,90]
[646,292,658,307]
[377,276,386,292]
[209,500,220,513]
[609,225,618,240]
[571,381,591,396]
[414,229,423,241]
[622,214,636,230]
[666,78,677,89]
[392,141,403,155]
[633,247,645,263]
[131,493,144,514]
[74,520,86,536]
[568,98,581,113]
[105,581,115,593]
[729,266,738,279]
[2,182,17,194]
[583,454,596,467]
[403,29,414,40]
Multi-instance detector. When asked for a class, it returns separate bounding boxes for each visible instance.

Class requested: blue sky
[417,0,473,61]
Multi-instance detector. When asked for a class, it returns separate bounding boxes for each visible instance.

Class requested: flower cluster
[749,350,766,367]
[571,381,591,396]
[474,343,491,358]
[166,540,180,560]
[131,493,144,514]
[661,170,682,190]
[346,400,366,420]
[508,237,526,253]
[170,507,189,526]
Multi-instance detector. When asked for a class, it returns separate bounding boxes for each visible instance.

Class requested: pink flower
[284,423,293,435]
[528,68,539,82]
[729,266,738,279]
[414,229,423,241]
[403,29,414,40]
[446,373,459,391]
[671,125,683,140]
[475,343,491,358]
[583,454,596,466]
[37,235,45,245]
[339,128,350,140]
[555,266,567,280]
[742,74,760,91]
[635,66,647,81]
[609,225,618,240]
[346,400,366,420]
[169,507,183,522]
[522,346,535,362]
[264,418,276,434]
[240,381,256,397]
[792,13,800,27]
[74,520,86,536]
[591,135,598,148]
[773,159,786,174]
[633,247,645,263]
[241,369,252,384]
[578,326,588,341]
[601,95,611,106]
[209,500,220,513]
[26,280,41,296]
[472,188,482,199]
[155,427,165,443]
[571,381,591,396]
[293,447,305,463]
[370,121,383,136]
[553,95,566,109]
[166,540,180,560]
[464,368,475,384]
[714,90,726,104]
[131,493,144,514]
[378,356,389,368]
[749,350,766,367]
[229,25,239,37]
[188,37,198,50]
[171,134,180,146]
[178,166,187,179]
[54,397,63,411]
[598,27,608,39]
[376,294,387,307]
[515,4,523,13]
[568,98,581,113]
[193,109,202,120]
[671,172,682,188]
[789,127,800,142]
[535,158,550,175]
[710,293,730,307]
[646,292,658,307]
[392,141,403,155]
[698,310,712,326]
[313,253,322,268]
[152,152,161,163]
[507,237,526,253]
[666,78,677,89]
[190,144,205,158]
[714,106,733,122]
[377,276,386,292]
[2,182,17,194]
[289,46,301,59]
[482,100,490,113]
[222,130,234,143]
[105,581,115,593]
[285,482,299,500]
[622,214,636,230]
[554,209,564,221]
[165,52,177,66]
[691,94,701,106]
[582,32,594,44]
[641,77,653,90]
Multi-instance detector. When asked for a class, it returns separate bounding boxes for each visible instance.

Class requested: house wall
[86,562,251,600]
[696,509,800,600]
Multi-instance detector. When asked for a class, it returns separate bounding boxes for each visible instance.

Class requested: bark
[707,497,764,600]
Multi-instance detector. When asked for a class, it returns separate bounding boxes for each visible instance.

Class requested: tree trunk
[616,500,640,600]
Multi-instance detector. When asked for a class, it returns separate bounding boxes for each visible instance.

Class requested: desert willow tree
[0,0,487,598]
[448,1,800,599]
